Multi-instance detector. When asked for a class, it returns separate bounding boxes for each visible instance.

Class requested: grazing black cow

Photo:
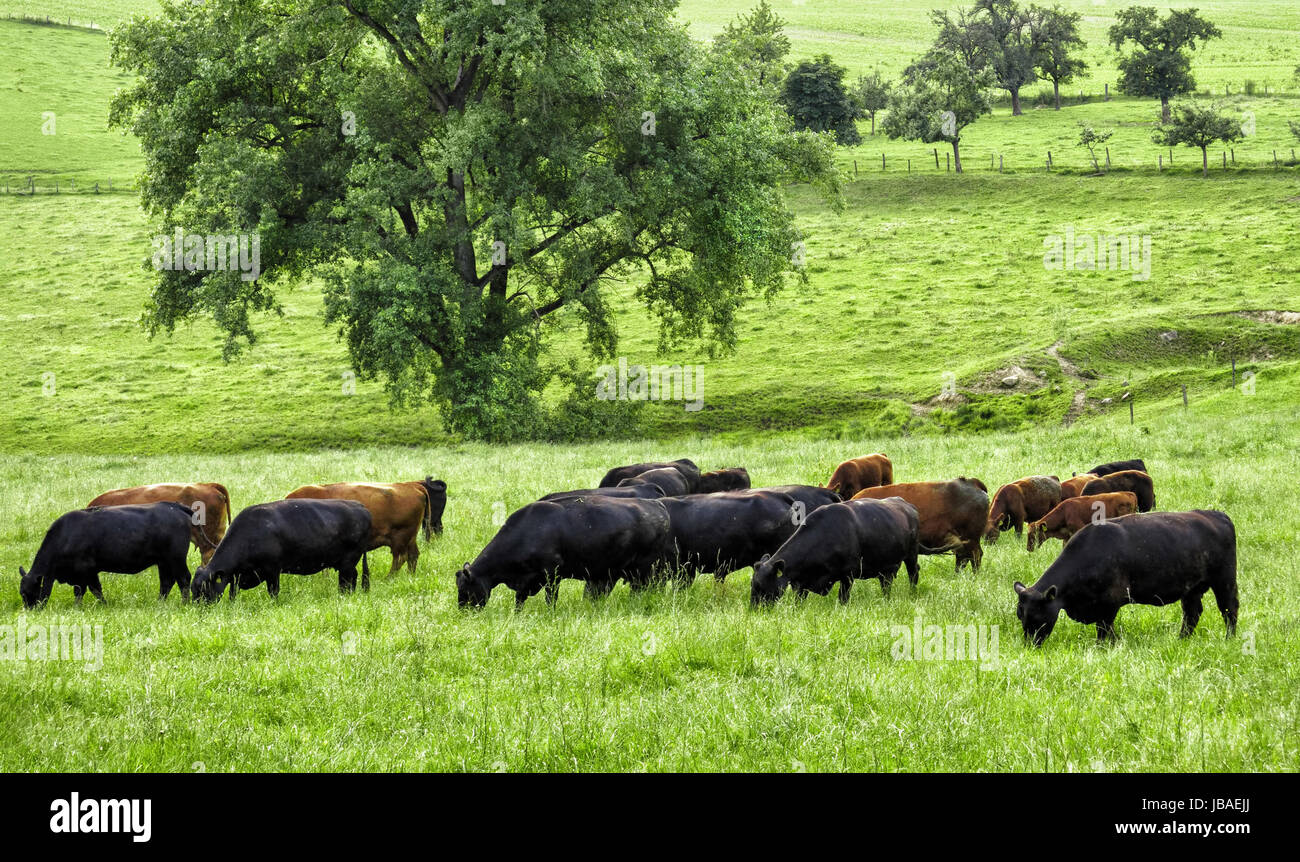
[540,485,666,502]
[659,490,799,584]
[751,497,920,605]
[617,467,692,497]
[456,496,671,608]
[19,502,194,608]
[190,499,372,602]
[695,468,751,493]
[1014,510,1238,645]
[756,485,842,514]
[1087,459,1147,477]
[599,459,700,490]
[1080,470,1155,512]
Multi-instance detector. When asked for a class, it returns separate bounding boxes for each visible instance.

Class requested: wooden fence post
[1182,383,1188,408]
[933,148,939,169]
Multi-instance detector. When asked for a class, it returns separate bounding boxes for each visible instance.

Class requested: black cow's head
[456,563,489,608]
[749,554,786,606]
[190,565,228,603]
[1014,581,1061,646]
[18,566,41,609]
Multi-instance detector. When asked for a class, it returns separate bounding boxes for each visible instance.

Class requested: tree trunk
[1010,87,1022,116]
[952,140,962,174]
[1053,80,1061,110]
[870,113,876,135]
[1160,96,1171,124]
[1201,146,1208,177]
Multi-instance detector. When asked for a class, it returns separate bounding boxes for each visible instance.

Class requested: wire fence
[2,11,104,30]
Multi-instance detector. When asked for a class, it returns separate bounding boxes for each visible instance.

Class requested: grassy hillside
[0,1,1297,456]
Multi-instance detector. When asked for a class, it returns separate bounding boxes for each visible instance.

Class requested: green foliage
[1109,6,1223,121]
[711,0,792,91]
[108,0,836,441]
[1153,102,1246,175]
[850,69,892,135]
[882,49,995,171]
[974,0,1038,115]
[1076,122,1114,171]
[1027,3,1087,109]
[780,54,862,146]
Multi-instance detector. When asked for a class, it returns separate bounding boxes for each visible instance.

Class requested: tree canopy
[1109,6,1222,122]
[780,54,862,146]
[110,0,838,441]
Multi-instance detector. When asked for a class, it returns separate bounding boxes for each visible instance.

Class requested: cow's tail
[212,483,233,527]
[918,537,965,555]
[362,551,370,584]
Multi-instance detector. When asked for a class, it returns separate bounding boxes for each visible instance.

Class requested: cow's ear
[1013,581,1028,596]
[758,554,770,565]
[1042,585,1058,601]
[18,566,26,577]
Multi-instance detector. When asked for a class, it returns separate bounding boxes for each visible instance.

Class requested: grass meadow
[1,387,1297,771]
[0,0,1298,771]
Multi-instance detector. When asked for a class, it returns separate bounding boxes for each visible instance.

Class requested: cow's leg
[265,571,282,599]
[387,546,402,579]
[967,540,983,572]
[176,562,192,602]
[405,541,419,574]
[1211,573,1239,638]
[87,574,107,604]
[1179,593,1204,638]
[338,564,357,593]
[158,568,175,600]
[879,566,897,597]
[838,577,852,604]
[905,551,920,589]
[1095,612,1118,644]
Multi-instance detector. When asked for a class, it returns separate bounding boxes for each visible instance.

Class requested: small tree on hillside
[882,51,994,173]
[975,0,1037,115]
[1109,7,1222,123]
[1029,3,1087,110]
[851,70,892,135]
[1076,123,1113,173]
[1152,102,1244,176]
[712,0,792,93]
[781,54,862,145]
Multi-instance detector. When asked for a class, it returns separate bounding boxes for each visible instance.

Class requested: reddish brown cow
[1026,492,1139,551]
[984,476,1062,544]
[1059,474,1097,499]
[852,477,989,572]
[1081,470,1155,512]
[285,480,444,577]
[87,483,231,564]
[825,454,894,499]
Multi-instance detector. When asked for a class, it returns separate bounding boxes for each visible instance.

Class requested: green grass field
[1,1,1298,772]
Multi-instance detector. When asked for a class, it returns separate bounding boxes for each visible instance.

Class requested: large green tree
[974,0,1037,116]
[1109,6,1221,122]
[109,0,837,441]
[851,70,892,136]
[1028,3,1087,110]
[882,51,994,173]
[780,54,862,145]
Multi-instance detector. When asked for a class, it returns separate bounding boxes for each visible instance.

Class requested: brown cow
[852,477,989,572]
[87,483,232,564]
[285,479,445,577]
[1026,492,1139,551]
[825,454,893,499]
[984,475,1062,544]
[1081,470,1155,512]
[1059,474,1097,499]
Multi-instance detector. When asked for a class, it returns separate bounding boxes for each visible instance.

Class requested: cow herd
[14,455,1239,645]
